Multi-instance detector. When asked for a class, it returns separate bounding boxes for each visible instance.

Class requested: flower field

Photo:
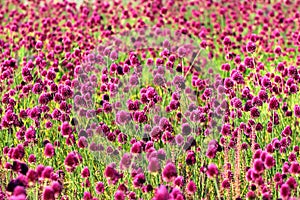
[1,0,300,199]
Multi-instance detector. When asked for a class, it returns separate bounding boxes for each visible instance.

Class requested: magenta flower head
[83,191,92,200]
[13,186,26,196]
[174,176,184,187]
[206,163,218,178]
[268,97,279,110]
[27,169,38,184]
[78,137,88,148]
[258,90,268,102]
[294,105,300,118]
[170,188,184,199]
[61,122,73,137]
[246,191,256,199]
[224,78,234,89]
[223,36,231,46]
[246,41,256,53]
[95,182,105,194]
[186,180,197,194]
[44,143,55,158]
[200,40,207,49]
[162,162,177,182]
[274,46,282,55]
[186,150,196,165]
[153,185,169,200]
[282,125,292,137]
[64,151,82,171]
[286,177,298,190]
[42,166,53,179]
[264,154,275,169]
[244,57,255,68]
[51,181,62,195]
[253,159,264,174]
[114,190,125,200]
[289,162,300,174]
[42,186,55,200]
[249,102,260,115]
[280,183,291,199]
[221,179,230,189]
[131,142,142,154]
[35,40,43,50]
[133,173,146,188]
[81,166,90,178]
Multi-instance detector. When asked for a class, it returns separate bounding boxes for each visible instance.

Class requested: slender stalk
[184,48,202,78]
[234,128,241,199]
[214,178,221,200]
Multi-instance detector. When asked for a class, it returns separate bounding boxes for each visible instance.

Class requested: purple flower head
[83,191,92,200]
[41,166,53,179]
[162,162,177,182]
[224,78,234,89]
[110,50,118,61]
[186,150,196,165]
[116,110,131,125]
[172,75,186,90]
[221,179,230,189]
[181,123,192,135]
[153,185,169,200]
[253,159,264,174]
[26,169,38,184]
[131,142,142,154]
[78,136,88,148]
[294,105,300,118]
[289,162,300,174]
[175,134,184,146]
[81,167,90,178]
[42,186,55,200]
[35,40,43,50]
[61,122,72,137]
[264,154,275,169]
[44,143,55,158]
[114,190,125,200]
[186,180,197,194]
[13,186,26,196]
[64,151,82,171]
[153,74,166,86]
[120,153,132,170]
[223,36,231,46]
[206,163,218,178]
[95,182,105,194]
[280,184,291,199]
[133,173,146,188]
[177,46,186,58]
[246,41,256,53]
[286,176,298,190]
[244,57,255,68]
[269,97,279,110]
[148,158,160,173]
[250,107,260,118]
[25,127,36,142]
[51,181,62,195]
